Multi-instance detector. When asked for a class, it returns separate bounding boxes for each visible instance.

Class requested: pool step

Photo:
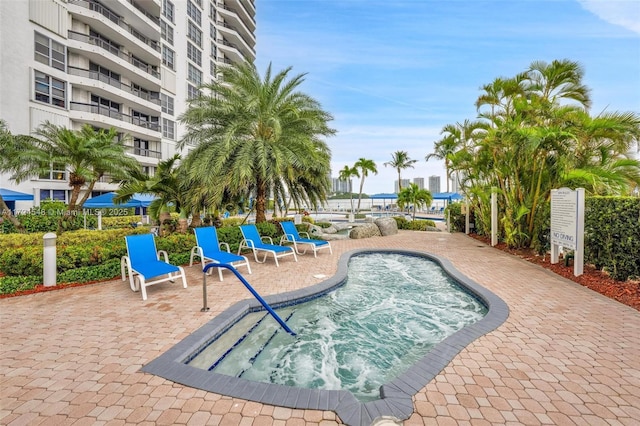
[202,307,296,377]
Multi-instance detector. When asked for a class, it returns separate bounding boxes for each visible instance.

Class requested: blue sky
[255,0,640,194]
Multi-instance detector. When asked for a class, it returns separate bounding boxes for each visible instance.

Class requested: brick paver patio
[1,230,639,425]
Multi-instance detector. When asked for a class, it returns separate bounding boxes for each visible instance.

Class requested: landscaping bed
[469,234,640,312]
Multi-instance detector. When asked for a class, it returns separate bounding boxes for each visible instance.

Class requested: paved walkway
[1,231,638,425]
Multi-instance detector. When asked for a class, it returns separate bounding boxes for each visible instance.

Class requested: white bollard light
[43,232,57,287]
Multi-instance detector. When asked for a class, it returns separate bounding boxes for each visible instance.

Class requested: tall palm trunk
[255,179,267,223]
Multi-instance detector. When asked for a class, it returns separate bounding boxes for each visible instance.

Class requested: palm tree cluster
[428,59,640,249]
[1,121,139,232]
[1,62,335,231]
[179,62,335,223]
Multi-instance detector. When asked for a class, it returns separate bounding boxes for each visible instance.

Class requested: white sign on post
[550,188,585,276]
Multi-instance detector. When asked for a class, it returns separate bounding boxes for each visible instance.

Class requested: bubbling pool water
[188,253,488,401]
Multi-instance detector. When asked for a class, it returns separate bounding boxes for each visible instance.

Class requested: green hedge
[392,216,436,231]
[584,197,639,281]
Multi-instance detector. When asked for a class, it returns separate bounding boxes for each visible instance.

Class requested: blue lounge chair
[189,226,252,281]
[238,224,297,267]
[121,234,187,301]
[279,221,332,258]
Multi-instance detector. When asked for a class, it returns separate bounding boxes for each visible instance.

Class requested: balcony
[69,0,160,54]
[215,20,255,59]
[216,1,256,41]
[70,102,160,132]
[216,38,247,64]
[68,30,160,80]
[125,145,162,159]
[68,66,161,106]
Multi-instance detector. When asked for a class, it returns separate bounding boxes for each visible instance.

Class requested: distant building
[394,179,410,193]
[428,175,441,194]
[413,177,424,190]
[332,177,351,193]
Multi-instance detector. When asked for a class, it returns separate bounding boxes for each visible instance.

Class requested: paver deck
[1,230,639,425]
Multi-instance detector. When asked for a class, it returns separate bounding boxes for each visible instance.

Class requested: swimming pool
[186,253,487,401]
[143,249,509,426]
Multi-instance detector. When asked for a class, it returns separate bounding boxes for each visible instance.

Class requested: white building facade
[0,0,255,209]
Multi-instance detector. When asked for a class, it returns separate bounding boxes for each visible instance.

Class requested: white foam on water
[193,253,488,401]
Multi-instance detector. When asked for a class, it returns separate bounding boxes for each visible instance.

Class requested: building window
[187,84,200,100]
[210,60,216,77]
[161,93,174,115]
[162,0,174,23]
[187,1,201,26]
[187,21,202,47]
[141,166,156,177]
[40,189,67,202]
[162,118,175,140]
[90,94,120,113]
[193,0,202,7]
[187,63,202,86]
[209,2,215,20]
[39,164,67,182]
[210,24,216,40]
[34,32,65,71]
[160,20,173,45]
[34,71,66,108]
[90,62,120,84]
[162,45,175,70]
[187,42,202,66]
[132,111,159,130]
[210,44,217,59]
[133,138,149,156]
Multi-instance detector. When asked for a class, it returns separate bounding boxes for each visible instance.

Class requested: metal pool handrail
[202,263,297,336]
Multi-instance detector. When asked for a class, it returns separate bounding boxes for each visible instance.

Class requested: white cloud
[577,0,640,34]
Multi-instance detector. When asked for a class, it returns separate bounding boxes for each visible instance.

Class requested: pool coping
[141,249,509,426]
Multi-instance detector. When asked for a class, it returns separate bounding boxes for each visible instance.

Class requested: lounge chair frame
[189,226,252,281]
[121,234,187,300]
[279,221,332,257]
[238,224,297,267]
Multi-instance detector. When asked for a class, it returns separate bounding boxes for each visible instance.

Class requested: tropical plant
[397,183,432,221]
[384,150,417,192]
[338,165,359,212]
[3,122,139,232]
[179,61,335,224]
[429,58,640,249]
[353,158,378,211]
[0,120,26,231]
[115,154,192,233]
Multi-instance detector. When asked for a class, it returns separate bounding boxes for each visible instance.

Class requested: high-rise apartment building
[332,177,351,194]
[0,0,255,207]
[413,177,424,190]
[394,179,410,193]
[428,175,440,194]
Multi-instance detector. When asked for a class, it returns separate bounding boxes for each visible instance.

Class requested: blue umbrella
[83,192,155,208]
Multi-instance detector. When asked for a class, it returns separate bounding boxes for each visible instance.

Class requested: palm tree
[338,165,359,213]
[8,122,139,231]
[384,150,417,192]
[427,120,485,192]
[397,183,432,221]
[179,62,335,223]
[353,158,377,211]
[116,154,191,233]
[525,59,591,109]
[0,120,27,231]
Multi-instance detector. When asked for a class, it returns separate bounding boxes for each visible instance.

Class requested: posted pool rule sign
[550,187,585,276]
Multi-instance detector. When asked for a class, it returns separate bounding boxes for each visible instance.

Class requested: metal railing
[69,102,161,132]
[68,67,160,105]
[68,30,160,79]
[125,145,162,159]
[70,0,160,52]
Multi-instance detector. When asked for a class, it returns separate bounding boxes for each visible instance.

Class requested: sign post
[550,188,585,276]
